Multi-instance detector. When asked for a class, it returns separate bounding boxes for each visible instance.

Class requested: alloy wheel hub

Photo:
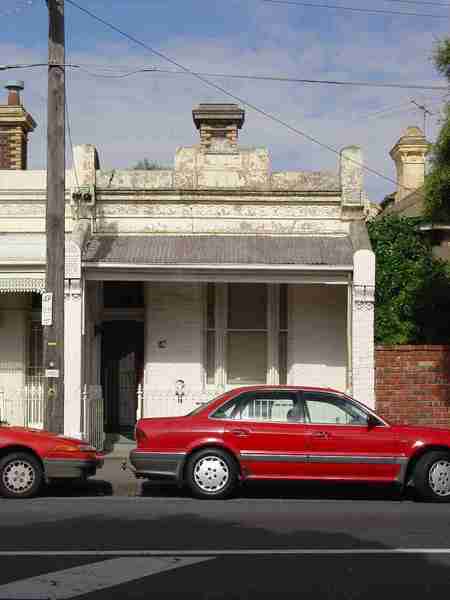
[429,460,450,496]
[194,456,229,493]
[2,460,35,494]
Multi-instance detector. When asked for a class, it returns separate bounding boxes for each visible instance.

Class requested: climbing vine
[367,215,450,344]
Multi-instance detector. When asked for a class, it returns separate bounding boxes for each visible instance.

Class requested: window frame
[300,391,386,427]
[209,389,303,424]
[203,283,288,390]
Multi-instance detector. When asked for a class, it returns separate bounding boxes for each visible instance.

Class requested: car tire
[0,452,43,499]
[185,448,238,500]
[413,451,450,503]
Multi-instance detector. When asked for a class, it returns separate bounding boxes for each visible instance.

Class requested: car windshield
[186,392,229,416]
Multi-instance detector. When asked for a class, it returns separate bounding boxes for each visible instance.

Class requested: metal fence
[0,376,46,429]
[82,385,105,451]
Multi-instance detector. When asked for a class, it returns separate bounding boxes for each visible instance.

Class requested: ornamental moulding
[97,218,349,235]
[0,203,72,217]
[96,203,342,220]
[0,278,45,293]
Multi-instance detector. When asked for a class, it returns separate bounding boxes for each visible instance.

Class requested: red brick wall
[375,345,450,426]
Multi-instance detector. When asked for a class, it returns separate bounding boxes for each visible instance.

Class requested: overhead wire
[65,24,80,188]
[383,0,450,6]
[65,0,429,190]
[260,0,449,19]
[1,62,447,92]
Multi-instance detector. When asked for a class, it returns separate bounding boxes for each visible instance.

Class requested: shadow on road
[141,479,411,502]
[0,510,449,598]
[43,478,114,497]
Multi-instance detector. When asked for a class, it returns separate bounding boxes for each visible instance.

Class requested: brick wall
[375,345,450,426]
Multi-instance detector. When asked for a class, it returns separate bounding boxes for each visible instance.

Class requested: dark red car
[131,386,450,502]
[0,425,103,499]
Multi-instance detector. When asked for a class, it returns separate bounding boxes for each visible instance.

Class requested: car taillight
[135,426,148,446]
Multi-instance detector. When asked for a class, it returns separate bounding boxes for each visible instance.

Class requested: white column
[352,249,376,408]
[64,279,84,438]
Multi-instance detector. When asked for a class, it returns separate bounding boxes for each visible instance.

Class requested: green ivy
[367,215,450,344]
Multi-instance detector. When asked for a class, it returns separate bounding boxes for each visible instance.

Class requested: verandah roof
[83,235,354,268]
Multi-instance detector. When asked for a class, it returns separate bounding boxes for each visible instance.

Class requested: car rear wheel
[185,448,238,499]
[0,452,43,499]
[413,451,450,502]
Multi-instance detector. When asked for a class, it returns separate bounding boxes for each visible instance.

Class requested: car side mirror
[367,414,379,429]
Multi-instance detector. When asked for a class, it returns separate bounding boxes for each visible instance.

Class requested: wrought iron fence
[139,386,221,418]
[82,385,105,451]
[0,376,46,429]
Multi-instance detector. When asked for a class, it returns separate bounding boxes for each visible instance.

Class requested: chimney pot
[192,103,245,151]
[5,80,24,106]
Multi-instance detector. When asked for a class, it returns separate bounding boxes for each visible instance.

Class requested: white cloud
[1,5,447,201]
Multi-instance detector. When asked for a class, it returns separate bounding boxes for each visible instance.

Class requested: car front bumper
[44,456,104,480]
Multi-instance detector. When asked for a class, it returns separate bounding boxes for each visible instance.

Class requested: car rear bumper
[44,456,104,480]
[130,450,185,480]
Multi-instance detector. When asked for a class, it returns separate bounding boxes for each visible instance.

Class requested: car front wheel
[413,451,450,502]
[0,452,43,499]
[185,448,238,499]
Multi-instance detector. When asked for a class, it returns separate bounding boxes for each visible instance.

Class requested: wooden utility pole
[43,0,65,433]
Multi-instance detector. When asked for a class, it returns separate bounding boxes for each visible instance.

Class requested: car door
[219,390,313,479]
[303,391,402,482]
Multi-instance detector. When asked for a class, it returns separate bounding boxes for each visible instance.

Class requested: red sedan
[131,386,450,502]
[0,425,103,499]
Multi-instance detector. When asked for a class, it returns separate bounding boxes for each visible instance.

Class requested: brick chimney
[390,126,430,203]
[192,103,245,151]
[0,81,36,170]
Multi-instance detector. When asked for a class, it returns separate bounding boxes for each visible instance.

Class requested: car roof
[220,385,345,394]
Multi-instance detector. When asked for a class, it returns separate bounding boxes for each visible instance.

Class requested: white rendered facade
[0,103,375,441]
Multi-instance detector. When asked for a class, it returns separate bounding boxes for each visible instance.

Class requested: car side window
[303,392,368,425]
[211,391,302,423]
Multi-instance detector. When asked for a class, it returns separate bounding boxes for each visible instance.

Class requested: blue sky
[1,0,449,200]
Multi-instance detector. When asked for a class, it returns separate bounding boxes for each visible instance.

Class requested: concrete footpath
[91,457,141,497]
[47,457,143,497]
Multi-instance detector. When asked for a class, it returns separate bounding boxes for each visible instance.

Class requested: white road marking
[0,556,213,599]
[1,548,450,556]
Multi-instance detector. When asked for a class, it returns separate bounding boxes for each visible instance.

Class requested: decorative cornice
[0,278,45,293]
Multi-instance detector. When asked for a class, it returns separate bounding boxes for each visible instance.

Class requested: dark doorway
[101,321,144,438]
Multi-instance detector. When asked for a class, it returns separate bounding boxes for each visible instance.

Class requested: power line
[65,0,415,190]
[385,0,450,6]
[1,62,448,92]
[261,0,449,19]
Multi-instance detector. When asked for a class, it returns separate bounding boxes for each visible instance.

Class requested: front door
[101,321,144,436]
[221,389,312,478]
[302,391,401,481]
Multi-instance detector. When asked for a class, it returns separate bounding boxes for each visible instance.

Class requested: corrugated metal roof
[83,235,353,266]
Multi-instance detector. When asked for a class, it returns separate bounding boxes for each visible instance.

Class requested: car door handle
[230,428,251,437]
[311,431,331,439]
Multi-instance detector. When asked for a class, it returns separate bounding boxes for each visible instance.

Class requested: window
[204,283,288,387]
[103,282,144,308]
[304,392,368,425]
[212,391,300,423]
[279,284,288,385]
[227,283,267,384]
[205,284,216,384]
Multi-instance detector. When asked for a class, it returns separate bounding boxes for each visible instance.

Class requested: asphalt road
[1,479,450,598]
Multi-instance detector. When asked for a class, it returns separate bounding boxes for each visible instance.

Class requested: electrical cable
[261,0,449,19]
[65,0,424,189]
[1,63,447,92]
